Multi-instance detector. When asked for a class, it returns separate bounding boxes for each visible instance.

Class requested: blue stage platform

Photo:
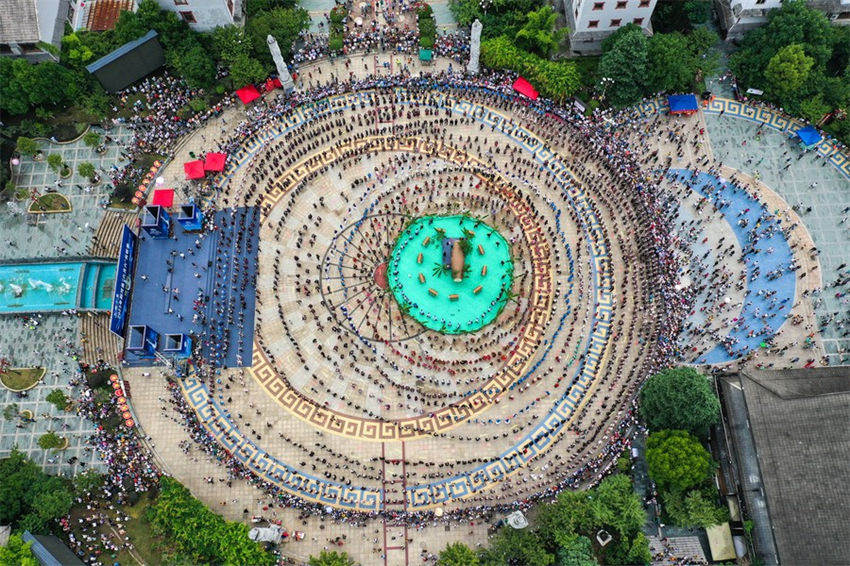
[123,207,259,368]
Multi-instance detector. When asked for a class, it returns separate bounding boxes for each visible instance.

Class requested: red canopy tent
[183,160,205,180]
[204,152,227,172]
[264,77,283,92]
[151,188,175,208]
[236,85,261,104]
[512,77,539,100]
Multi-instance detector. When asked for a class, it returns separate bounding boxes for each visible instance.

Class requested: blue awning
[795,125,822,146]
[668,94,699,114]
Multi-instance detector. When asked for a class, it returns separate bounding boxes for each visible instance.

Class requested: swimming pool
[0,261,117,314]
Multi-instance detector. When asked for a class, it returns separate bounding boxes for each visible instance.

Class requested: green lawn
[0,367,44,391]
[28,192,71,213]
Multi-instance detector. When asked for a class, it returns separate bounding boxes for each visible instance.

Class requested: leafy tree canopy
[0,448,73,533]
[308,550,355,566]
[144,477,274,565]
[664,488,729,528]
[639,367,719,435]
[246,7,311,66]
[515,6,564,58]
[481,527,554,566]
[646,429,715,493]
[437,541,480,566]
[555,534,597,566]
[598,25,648,107]
[764,43,815,100]
[0,533,39,566]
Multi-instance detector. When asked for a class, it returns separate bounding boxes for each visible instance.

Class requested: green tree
[598,24,648,107]
[515,5,564,58]
[46,154,64,174]
[765,43,815,101]
[481,527,554,566]
[647,32,696,93]
[0,449,73,532]
[308,550,355,566]
[113,9,148,45]
[145,477,275,565]
[664,488,729,528]
[590,474,646,538]
[169,40,217,88]
[246,7,310,66]
[555,534,597,566]
[229,54,268,87]
[82,131,101,149]
[46,389,69,410]
[0,533,39,566]
[646,430,715,493]
[639,367,719,435]
[211,25,252,66]
[3,403,19,421]
[0,59,30,115]
[15,137,39,157]
[73,469,104,497]
[38,431,64,451]
[245,0,298,16]
[78,162,97,181]
[683,0,711,24]
[438,541,480,566]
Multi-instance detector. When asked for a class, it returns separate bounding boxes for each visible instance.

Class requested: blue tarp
[796,125,822,146]
[668,94,699,114]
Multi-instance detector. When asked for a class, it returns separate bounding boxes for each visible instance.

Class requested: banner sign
[110,226,137,336]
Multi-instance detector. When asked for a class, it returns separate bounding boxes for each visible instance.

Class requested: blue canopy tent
[668,94,699,115]
[795,125,822,149]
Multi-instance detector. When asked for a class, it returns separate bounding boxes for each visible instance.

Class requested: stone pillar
[466,19,483,75]
[267,35,296,93]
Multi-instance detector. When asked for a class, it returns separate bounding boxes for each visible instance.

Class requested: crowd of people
[9,9,844,563]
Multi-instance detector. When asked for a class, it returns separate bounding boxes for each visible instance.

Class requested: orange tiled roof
[86,0,136,31]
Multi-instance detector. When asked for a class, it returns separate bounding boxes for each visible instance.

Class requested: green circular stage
[388,215,513,334]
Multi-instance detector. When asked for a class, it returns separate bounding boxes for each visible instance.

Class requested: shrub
[78,162,96,180]
[46,389,69,410]
[83,131,101,148]
[16,137,39,157]
[38,431,64,451]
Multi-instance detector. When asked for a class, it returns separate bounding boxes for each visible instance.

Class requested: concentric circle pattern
[187,86,678,514]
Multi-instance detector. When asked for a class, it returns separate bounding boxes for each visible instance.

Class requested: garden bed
[0,367,45,391]
[28,192,72,213]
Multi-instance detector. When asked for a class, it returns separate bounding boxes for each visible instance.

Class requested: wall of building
[153,0,237,31]
[564,0,657,54]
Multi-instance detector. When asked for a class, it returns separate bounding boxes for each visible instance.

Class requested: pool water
[0,261,117,314]
[388,215,514,334]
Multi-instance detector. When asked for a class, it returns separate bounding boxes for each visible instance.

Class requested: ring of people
[170,85,713,514]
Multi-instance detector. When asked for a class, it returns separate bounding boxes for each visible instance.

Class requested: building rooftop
[86,0,135,31]
[0,0,40,43]
[737,367,850,566]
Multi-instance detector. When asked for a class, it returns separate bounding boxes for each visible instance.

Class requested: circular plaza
[152,77,689,522]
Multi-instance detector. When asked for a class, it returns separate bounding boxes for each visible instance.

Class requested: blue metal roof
[86,29,159,73]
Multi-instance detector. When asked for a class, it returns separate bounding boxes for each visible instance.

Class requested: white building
[716,0,850,40]
[152,0,243,31]
[563,0,658,55]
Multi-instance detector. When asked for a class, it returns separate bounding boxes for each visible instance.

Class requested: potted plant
[46,389,71,411]
[77,162,100,184]
[84,131,107,154]
[38,431,68,451]
[47,154,72,178]
[16,136,41,160]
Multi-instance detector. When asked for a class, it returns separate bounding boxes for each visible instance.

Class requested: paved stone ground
[0,316,104,476]
[702,114,850,365]
[1,47,848,566]
[0,127,134,475]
